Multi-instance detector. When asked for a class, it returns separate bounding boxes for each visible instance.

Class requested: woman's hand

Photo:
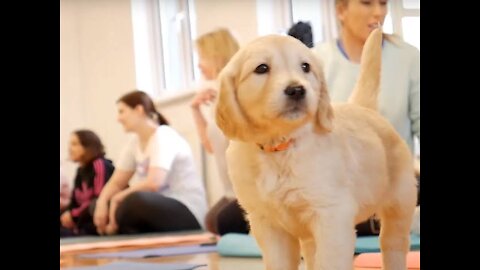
[190,89,217,153]
[93,200,109,235]
[190,89,217,109]
[60,211,75,229]
[105,222,118,235]
[104,191,129,235]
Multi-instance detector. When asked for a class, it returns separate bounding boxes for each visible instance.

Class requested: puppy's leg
[300,238,315,270]
[378,175,417,270]
[249,214,301,270]
[311,205,356,270]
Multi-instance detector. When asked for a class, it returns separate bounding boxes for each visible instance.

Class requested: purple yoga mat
[63,261,206,270]
[79,244,217,259]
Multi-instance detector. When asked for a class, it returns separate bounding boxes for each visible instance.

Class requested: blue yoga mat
[63,261,206,270]
[217,233,420,257]
[79,244,217,259]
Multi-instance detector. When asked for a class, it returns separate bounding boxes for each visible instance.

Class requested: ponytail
[153,111,169,125]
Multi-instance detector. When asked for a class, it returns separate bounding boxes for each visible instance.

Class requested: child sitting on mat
[60,129,114,237]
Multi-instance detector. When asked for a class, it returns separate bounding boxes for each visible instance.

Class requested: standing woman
[190,28,250,235]
[94,90,207,235]
[60,130,114,237]
[313,0,420,235]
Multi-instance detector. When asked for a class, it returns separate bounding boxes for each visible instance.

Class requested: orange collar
[257,138,295,152]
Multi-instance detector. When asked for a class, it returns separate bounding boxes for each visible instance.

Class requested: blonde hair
[195,28,240,78]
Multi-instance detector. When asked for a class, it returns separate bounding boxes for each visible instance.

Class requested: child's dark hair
[117,90,169,125]
[73,130,105,164]
[288,21,314,48]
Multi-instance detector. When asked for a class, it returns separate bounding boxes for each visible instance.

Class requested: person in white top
[190,28,251,235]
[94,90,207,235]
[313,0,420,235]
[60,165,71,212]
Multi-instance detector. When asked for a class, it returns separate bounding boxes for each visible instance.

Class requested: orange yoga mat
[354,251,420,269]
[60,232,216,254]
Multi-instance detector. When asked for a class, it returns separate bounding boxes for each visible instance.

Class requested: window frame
[131,0,196,99]
[389,0,420,39]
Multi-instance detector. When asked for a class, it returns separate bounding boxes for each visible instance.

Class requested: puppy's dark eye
[254,64,269,74]
[301,63,310,73]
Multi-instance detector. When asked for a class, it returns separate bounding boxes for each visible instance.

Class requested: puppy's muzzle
[284,85,306,101]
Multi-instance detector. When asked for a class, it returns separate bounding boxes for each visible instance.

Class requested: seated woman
[60,130,114,237]
[94,90,208,235]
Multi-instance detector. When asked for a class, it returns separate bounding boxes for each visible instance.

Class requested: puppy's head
[215,35,333,143]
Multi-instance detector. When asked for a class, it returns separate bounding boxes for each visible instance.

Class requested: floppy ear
[310,55,334,134]
[215,56,250,141]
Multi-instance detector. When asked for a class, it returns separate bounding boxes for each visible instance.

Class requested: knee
[216,200,249,235]
[115,192,147,223]
[123,192,146,206]
[205,197,233,234]
[216,207,235,235]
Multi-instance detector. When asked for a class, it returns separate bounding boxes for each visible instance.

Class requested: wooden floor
[60,246,290,270]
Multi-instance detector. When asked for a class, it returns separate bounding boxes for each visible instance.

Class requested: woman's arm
[121,167,166,195]
[69,159,111,219]
[409,50,420,141]
[94,169,134,235]
[96,170,134,205]
[109,167,167,207]
[191,89,217,153]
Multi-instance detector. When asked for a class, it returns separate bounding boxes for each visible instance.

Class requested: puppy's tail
[348,26,383,111]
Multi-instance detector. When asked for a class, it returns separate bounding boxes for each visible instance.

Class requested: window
[389,0,420,50]
[402,16,420,50]
[403,0,420,10]
[159,0,196,93]
[256,0,292,37]
[131,0,196,99]
[290,0,326,44]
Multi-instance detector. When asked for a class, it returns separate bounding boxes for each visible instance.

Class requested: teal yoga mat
[217,233,420,257]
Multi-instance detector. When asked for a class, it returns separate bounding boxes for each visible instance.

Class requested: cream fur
[215,29,417,270]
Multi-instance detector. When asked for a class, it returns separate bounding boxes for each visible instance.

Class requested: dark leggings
[206,197,250,236]
[114,192,201,234]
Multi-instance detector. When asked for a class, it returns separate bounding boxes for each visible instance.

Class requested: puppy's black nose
[284,86,306,101]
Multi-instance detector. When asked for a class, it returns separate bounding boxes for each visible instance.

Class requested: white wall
[60,0,137,181]
[60,0,84,166]
[193,0,258,45]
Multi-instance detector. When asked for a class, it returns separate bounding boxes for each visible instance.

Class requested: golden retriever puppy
[215,27,417,270]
